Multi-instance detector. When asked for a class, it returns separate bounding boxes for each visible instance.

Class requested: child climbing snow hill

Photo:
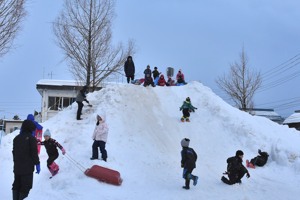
[179,97,197,122]
[37,129,66,177]
[180,138,198,190]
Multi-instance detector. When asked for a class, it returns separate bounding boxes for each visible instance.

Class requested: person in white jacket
[90,115,108,161]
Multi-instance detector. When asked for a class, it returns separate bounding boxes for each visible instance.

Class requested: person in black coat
[76,86,89,120]
[180,138,198,190]
[124,56,135,83]
[247,149,269,168]
[221,150,250,185]
[12,120,40,200]
[144,65,152,78]
[152,67,160,80]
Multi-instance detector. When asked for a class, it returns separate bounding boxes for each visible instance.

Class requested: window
[48,97,76,111]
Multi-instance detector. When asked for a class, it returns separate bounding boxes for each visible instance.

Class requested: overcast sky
[0,0,300,119]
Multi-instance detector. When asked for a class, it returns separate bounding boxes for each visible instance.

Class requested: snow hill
[1,81,300,200]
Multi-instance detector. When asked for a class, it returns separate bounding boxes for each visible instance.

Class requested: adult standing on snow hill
[180,97,197,122]
[221,150,250,185]
[180,138,198,190]
[90,115,108,162]
[12,120,40,200]
[76,85,90,120]
[124,56,135,83]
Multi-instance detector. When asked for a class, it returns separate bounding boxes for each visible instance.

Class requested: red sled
[35,129,43,154]
[84,165,123,186]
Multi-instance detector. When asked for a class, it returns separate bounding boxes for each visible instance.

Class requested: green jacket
[180,101,197,112]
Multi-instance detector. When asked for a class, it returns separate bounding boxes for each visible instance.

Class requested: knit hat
[21,120,36,133]
[43,129,51,137]
[181,138,190,147]
[97,114,102,121]
[236,150,244,157]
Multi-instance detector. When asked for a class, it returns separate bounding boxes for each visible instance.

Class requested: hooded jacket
[181,147,197,171]
[13,120,40,175]
[76,87,88,103]
[26,114,43,136]
[124,56,135,76]
[92,120,109,142]
[157,74,167,86]
[180,101,197,112]
[176,71,185,81]
[227,156,248,175]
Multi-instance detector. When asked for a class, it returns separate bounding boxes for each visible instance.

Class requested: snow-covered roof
[36,79,84,86]
[249,110,279,117]
[283,112,300,124]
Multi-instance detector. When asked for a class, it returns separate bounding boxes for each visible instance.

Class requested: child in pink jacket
[90,115,109,161]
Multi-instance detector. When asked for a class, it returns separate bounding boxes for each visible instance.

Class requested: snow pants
[182,168,196,188]
[127,75,134,83]
[76,101,83,120]
[92,140,107,161]
[182,108,190,119]
[12,173,33,199]
[47,153,59,168]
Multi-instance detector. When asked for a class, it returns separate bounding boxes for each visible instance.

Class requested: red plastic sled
[85,165,123,186]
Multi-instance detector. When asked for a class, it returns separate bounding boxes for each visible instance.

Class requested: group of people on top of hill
[124,56,187,87]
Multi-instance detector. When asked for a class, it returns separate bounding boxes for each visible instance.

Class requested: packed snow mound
[1,81,300,200]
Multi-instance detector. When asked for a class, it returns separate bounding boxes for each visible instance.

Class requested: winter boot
[246,160,255,168]
[49,162,59,176]
[186,118,190,122]
[221,176,232,185]
[181,117,185,122]
[183,179,190,189]
[193,175,199,186]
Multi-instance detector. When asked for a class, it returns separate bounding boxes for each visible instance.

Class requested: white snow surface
[1,81,300,200]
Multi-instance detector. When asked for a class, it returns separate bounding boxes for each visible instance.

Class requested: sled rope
[64,153,86,172]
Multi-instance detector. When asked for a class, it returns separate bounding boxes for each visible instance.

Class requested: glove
[246,172,250,178]
[61,148,66,155]
[35,164,41,174]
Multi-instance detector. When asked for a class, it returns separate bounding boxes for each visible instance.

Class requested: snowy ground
[1,81,300,200]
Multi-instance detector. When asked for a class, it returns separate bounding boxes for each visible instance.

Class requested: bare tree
[216,48,262,110]
[53,0,135,90]
[0,0,26,58]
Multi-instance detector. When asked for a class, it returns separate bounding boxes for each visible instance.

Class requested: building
[244,108,284,124]
[36,79,101,122]
[2,119,23,134]
[283,110,300,131]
